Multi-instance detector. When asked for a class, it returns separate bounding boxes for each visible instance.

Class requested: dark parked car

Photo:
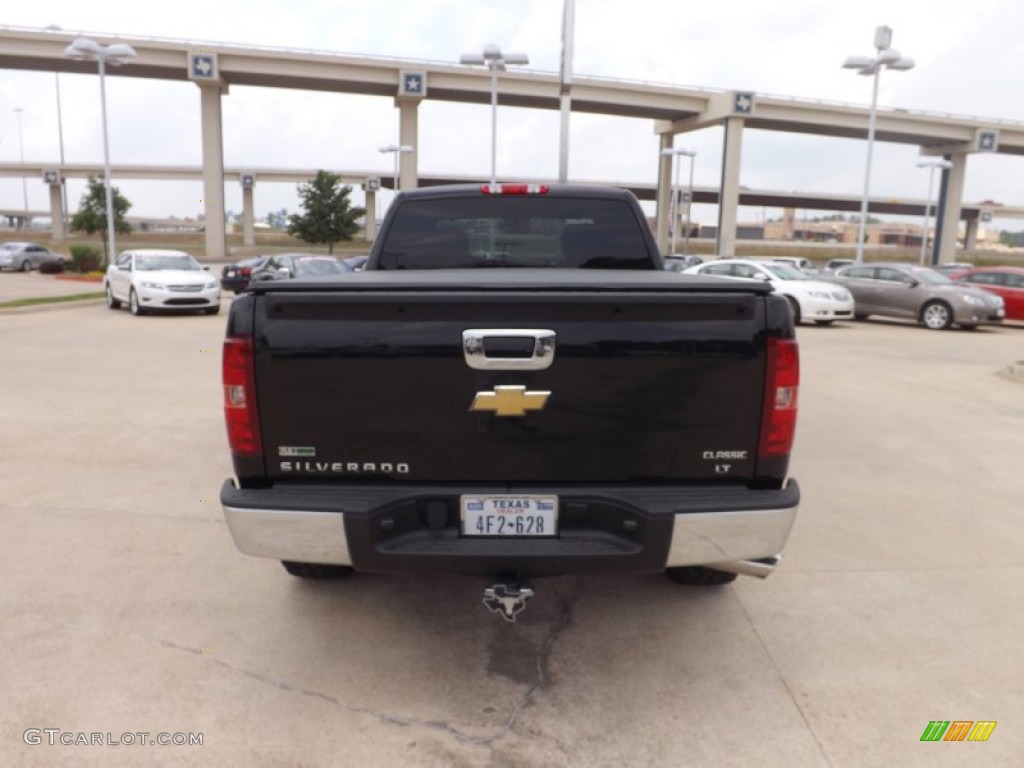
[248,253,353,282]
[950,267,1024,321]
[220,256,268,294]
[0,242,66,272]
[827,262,1004,330]
[343,255,369,272]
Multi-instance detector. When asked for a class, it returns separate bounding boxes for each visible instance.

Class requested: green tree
[287,171,365,254]
[70,176,132,266]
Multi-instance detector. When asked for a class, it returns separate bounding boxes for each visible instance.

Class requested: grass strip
[0,292,106,309]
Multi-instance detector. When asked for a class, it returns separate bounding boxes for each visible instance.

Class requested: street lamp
[459,44,529,186]
[46,24,69,232]
[916,158,952,265]
[842,25,914,263]
[377,143,414,197]
[14,108,28,229]
[63,36,136,265]
[660,147,696,257]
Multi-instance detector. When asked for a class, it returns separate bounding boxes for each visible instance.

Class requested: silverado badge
[470,385,551,417]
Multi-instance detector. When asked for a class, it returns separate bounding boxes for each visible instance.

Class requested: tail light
[480,184,549,195]
[758,338,799,458]
[223,336,262,457]
[240,267,252,277]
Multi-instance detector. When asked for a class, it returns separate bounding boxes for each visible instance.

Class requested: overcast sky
[2,0,1023,231]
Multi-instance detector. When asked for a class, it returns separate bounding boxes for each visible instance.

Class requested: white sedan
[105,249,221,316]
[683,258,855,326]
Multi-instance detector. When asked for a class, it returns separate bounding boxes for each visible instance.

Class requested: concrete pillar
[364,189,377,242]
[198,84,227,261]
[715,117,745,258]
[48,183,66,242]
[934,153,967,265]
[964,218,979,251]
[242,185,255,247]
[398,100,419,190]
[655,133,673,254]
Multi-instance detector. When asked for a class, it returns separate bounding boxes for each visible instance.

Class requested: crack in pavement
[490,575,584,743]
[154,576,585,750]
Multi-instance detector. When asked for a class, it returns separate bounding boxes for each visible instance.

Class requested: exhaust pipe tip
[709,555,782,579]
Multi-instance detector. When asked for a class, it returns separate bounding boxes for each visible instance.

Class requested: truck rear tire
[665,566,738,586]
[281,561,354,579]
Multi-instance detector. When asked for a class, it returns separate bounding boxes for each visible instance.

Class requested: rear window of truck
[376,197,655,270]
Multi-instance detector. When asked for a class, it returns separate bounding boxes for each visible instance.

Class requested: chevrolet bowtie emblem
[470,385,551,417]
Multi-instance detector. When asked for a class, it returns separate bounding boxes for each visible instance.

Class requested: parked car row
[14,237,1024,329]
[220,252,361,293]
[678,258,1016,330]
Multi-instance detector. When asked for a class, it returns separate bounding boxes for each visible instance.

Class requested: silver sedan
[827,263,1004,330]
[0,242,66,272]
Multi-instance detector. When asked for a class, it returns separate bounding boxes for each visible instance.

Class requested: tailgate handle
[462,329,556,371]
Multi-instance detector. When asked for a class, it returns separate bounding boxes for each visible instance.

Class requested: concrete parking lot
[0,272,105,303]
[2,304,1022,767]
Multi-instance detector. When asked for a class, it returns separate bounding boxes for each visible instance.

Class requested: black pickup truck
[220,184,800,620]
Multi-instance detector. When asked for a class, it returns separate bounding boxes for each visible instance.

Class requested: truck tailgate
[245,271,774,485]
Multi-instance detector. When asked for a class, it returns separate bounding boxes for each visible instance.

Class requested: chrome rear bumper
[223,484,798,579]
[223,505,352,565]
[665,505,797,577]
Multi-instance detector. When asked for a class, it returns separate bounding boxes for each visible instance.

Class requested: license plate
[461,495,558,537]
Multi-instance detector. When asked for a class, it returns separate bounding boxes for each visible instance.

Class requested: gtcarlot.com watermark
[24,729,203,747]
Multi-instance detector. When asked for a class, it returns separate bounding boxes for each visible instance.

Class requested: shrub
[69,245,102,273]
[39,260,65,275]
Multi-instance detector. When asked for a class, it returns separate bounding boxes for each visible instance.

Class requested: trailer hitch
[483,577,534,622]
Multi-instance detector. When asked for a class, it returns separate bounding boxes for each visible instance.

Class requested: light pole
[63,36,136,266]
[377,143,414,199]
[842,26,914,264]
[46,25,69,231]
[14,108,28,229]
[660,147,696,257]
[558,0,576,183]
[459,44,529,186]
[916,158,952,265]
